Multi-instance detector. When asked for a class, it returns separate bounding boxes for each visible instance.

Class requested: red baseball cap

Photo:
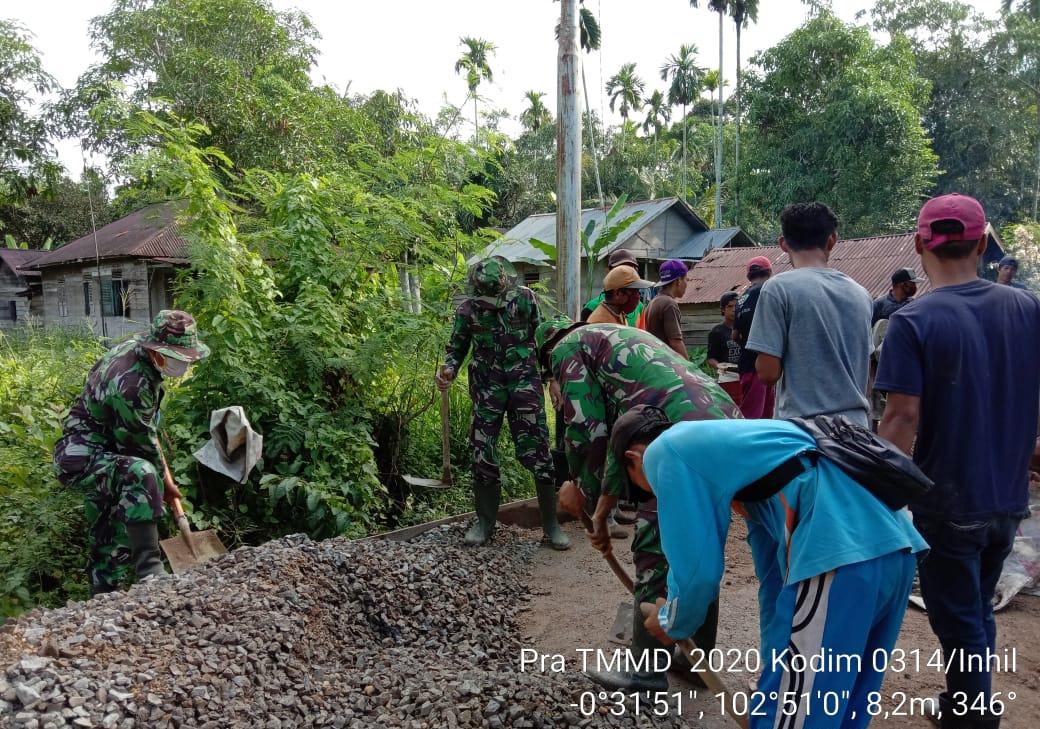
[746,255,772,278]
[917,193,986,250]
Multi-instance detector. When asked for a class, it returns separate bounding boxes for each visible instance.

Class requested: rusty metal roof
[680,233,933,305]
[28,202,189,270]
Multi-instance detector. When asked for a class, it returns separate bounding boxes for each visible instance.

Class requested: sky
[8,0,1005,178]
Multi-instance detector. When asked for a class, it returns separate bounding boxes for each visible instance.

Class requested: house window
[83,280,91,316]
[523,272,540,286]
[102,275,128,317]
[2,301,14,321]
[57,279,68,317]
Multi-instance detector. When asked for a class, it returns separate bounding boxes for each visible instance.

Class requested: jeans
[914,514,1020,712]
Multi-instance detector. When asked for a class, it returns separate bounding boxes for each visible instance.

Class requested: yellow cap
[603,266,654,291]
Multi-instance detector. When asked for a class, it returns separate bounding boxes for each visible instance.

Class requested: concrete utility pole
[557,0,582,319]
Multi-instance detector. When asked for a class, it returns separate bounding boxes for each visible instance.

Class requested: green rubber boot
[536,480,571,550]
[464,479,500,546]
[126,521,165,581]
[584,599,669,693]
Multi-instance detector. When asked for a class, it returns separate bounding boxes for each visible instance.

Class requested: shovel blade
[160,529,228,573]
[609,600,633,646]
[401,475,451,490]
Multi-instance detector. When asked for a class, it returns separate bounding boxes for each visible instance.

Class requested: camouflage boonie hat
[466,256,519,305]
[139,310,210,363]
[535,315,585,369]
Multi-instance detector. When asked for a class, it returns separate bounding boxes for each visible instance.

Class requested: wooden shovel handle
[169,497,198,558]
[580,511,748,729]
[440,388,453,485]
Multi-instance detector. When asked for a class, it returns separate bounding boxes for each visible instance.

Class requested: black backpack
[734,414,933,510]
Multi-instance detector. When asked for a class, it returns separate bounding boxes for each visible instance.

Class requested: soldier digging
[54,310,209,596]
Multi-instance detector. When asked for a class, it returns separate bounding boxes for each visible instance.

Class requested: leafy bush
[0,324,103,616]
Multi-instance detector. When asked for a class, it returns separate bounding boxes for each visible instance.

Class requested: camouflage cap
[535,315,585,369]
[139,310,210,363]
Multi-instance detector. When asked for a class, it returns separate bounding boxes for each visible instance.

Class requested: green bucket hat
[466,256,519,307]
[535,315,584,369]
[139,310,210,363]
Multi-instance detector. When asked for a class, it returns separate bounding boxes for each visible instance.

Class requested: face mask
[152,352,191,378]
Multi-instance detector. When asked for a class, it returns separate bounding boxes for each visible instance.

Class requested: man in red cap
[732,255,775,418]
[878,193,1040,729]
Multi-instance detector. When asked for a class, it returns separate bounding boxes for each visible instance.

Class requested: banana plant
[529,194,644,300]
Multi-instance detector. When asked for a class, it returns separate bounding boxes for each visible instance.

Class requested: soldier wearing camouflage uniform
[535,317,740,692]
[436,257,569,550]
[54,311,209,596]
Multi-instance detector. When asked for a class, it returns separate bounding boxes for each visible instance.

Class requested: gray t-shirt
[746,267,873,426]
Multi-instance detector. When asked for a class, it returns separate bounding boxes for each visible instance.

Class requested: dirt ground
[518,519,1040,728]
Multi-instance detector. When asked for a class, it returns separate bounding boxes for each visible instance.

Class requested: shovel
[402,389,453,490]
[159,497,228,573]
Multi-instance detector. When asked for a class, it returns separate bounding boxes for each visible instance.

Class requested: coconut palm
[454,36,496,144]
[692,0,730,227]
[641,89,671,169]
[660,44,704,201]
[606,63,646,121]
[730,0,759,225]
[520,91,552,132]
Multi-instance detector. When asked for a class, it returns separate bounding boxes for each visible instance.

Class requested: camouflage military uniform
[54,310,209,593]
[444,259,553,487]
[444,258,567,548]
[547,324,741,603]
[54,339,167,592]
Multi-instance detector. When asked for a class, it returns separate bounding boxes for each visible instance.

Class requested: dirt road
[518,520,1040,728]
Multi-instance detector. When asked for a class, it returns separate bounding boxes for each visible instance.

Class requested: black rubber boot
[536,480,571,550]
[671,598,720,688]
[585,600,670,693]
[935,693,1001,729]
[464,479,500,546]
[126,521,165,581]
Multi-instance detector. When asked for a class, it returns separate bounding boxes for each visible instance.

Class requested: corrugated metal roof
[29,201,189,270]
[681,225,1006,305]
[670,227,756,260]
[473,197,708,265]
[0,249,45,277]
[680,233,932,305]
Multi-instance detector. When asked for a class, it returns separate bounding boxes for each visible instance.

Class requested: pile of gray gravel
[1,525,684,728]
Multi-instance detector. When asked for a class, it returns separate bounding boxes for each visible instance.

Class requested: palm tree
[520,91,551,132]
[642,90,671,171]
[660,44,704,201]
[730,0,759,226]
[606,62,645,121]
[454,36,496,144]
[692,0,730,227]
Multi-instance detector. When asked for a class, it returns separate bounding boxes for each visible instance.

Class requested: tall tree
[692,0,729,227]
[1001,0,1040,218]
[455,36,496,145]
[661,44,704,200]
[642,89,671,171]
[0,20,58,206]
[519,91,551,132]
[606,62,646,121]
[730,0,759,225]
[742,12,938,237]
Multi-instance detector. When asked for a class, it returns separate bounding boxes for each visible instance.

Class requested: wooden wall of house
[680,303,725,348]
[0,265,31,328]
[620,211,698,260]
[39,260,170,338]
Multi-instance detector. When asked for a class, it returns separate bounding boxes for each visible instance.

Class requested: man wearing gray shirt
[746,202,873,427]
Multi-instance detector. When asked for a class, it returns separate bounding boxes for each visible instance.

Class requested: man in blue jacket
[613,405,926,729]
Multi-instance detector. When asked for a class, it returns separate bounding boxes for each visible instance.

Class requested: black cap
[891,267,923,285]
[1000,255,1019,269]
[609,405,672,490]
